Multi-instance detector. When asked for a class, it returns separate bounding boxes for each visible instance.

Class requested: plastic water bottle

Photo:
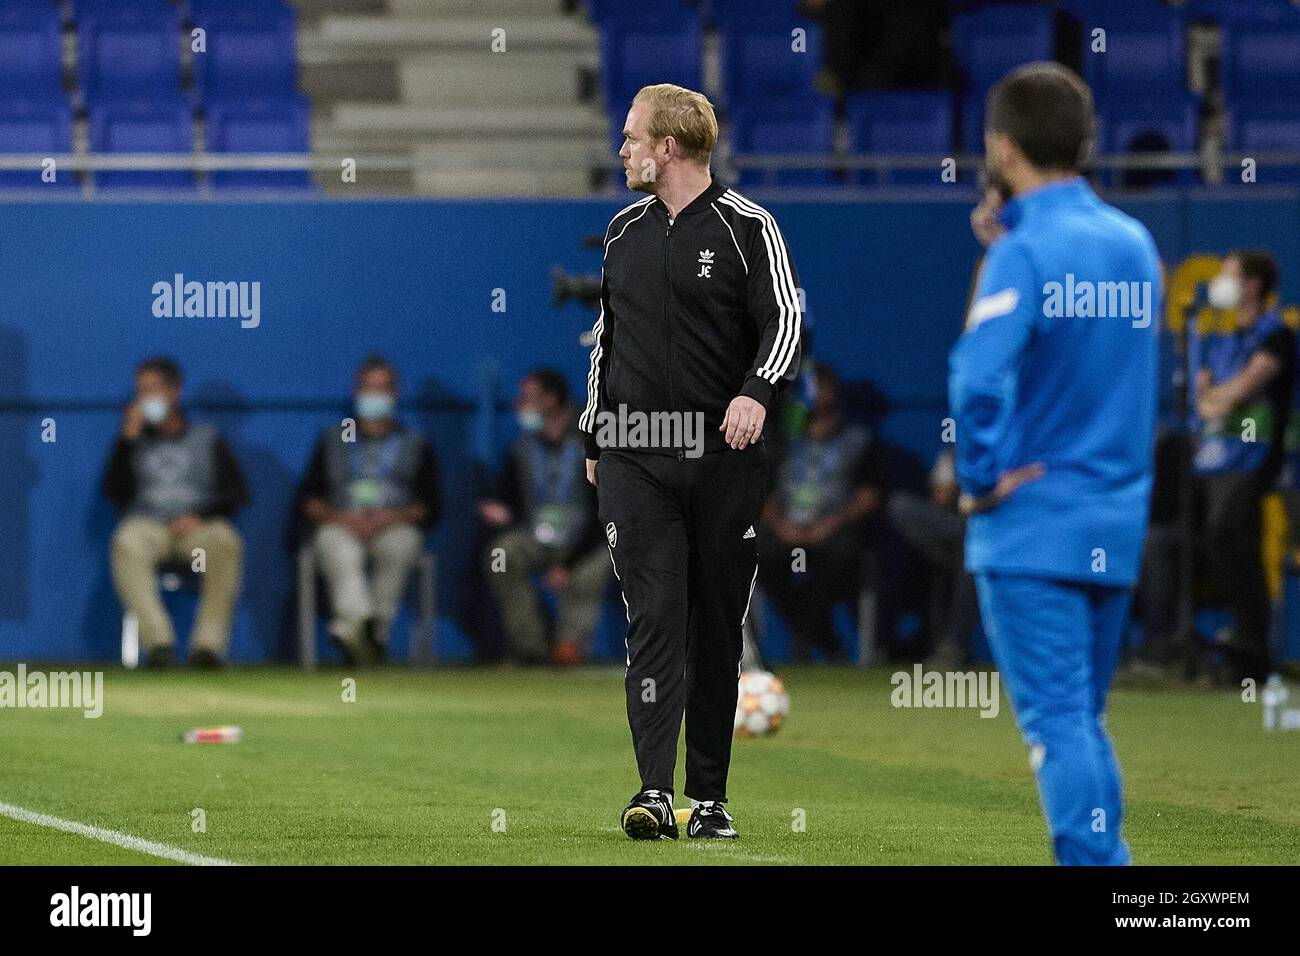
[1262,675,1287,731]
[180,726,242,744]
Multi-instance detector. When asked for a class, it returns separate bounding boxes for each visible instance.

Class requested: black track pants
[596,445,768,802]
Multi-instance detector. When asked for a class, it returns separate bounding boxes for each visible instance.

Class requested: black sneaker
[361,617,386,664]
[144,645,175,669]
[620,789,678,841]
[189,649,223,670]
[687,801,738,839]
[329,634,359,667]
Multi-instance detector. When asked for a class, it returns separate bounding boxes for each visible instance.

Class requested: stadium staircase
[298,0,610,195]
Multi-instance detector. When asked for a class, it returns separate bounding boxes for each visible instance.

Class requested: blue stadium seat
[729,99,835,189]
[951,4,1056,94]
[88,100,195,192]
[187,0,295,19]
[708,0,802,24]
[1221,10,1300,104]
[951,3,1056,149]
[720,20,822,110]
[1081,9,1187,102]
[1094,96,1199,188]
[1225,106,1300,186]
[958,91,987,154]
[0,1,64,103]
[599,22,702,112]
[846,91,955,187]
[77,4,182,103]
[1058,0,1173,16]
[0,98,76,192]
[1186,0,1300,22]
[586,0,698,24]
[206,96,313,191]
[190,1,300,106]
[69,0,173,18]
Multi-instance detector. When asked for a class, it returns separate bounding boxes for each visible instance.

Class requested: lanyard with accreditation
[347,435,402,508]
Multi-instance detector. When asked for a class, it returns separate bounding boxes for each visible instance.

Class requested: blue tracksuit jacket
[949,177,1162,586]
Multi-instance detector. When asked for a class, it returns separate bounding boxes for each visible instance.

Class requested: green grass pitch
[1,665,1296,865]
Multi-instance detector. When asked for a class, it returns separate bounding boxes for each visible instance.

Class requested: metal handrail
[1,151,1297,196]
[1,151,1296,173]
[0,153,405,171]
[729,152,1300,172]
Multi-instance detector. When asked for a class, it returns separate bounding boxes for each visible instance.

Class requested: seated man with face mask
[103,356,250,668]
[758,362,885,663]
[299,356,441,664]
[478,369,608,665]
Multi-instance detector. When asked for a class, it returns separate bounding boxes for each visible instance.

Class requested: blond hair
[633,84,718,164]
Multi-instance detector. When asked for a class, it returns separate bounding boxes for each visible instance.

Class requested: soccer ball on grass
[734,670,789,737]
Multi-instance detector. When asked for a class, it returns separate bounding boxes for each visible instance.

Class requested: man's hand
[122,402,144,441]
[773,516,828,547]
[369,508,399,537]
[804,516,839,547]
[720,396,766,450]
[931,480,959,511]
[478,500,513,527]
[770,516,802,547]
[586,458,597,486]
[168,513,202,538]
[958,463,1046,515]
[970,187,1007,249]
[333,509,373,541]
[1197,385,1232,422]
[1198,352,1282,424]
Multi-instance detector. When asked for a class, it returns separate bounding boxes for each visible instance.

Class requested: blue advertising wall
[2,188,1298,662]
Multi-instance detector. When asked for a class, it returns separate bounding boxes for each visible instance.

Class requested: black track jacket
[580,178,803,458]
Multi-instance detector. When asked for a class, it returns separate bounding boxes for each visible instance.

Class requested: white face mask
[355,391,395,421]
[140,396,170,425]
[1208,274,1242,310]
[517,408,544,433]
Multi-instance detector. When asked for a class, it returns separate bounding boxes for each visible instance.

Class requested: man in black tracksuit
[581,84,802,840]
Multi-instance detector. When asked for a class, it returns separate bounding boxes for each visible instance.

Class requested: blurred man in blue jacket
[1192,251,1294,681]
[948,64,1161,865]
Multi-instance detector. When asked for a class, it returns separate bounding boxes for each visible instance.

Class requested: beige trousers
[312,522,423,647]
[110,516,244,656]
[486,526,611,661]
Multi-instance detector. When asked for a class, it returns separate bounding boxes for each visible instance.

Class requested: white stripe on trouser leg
[740,561,759,627]
[606,544,632,667]
[738,561,759,678]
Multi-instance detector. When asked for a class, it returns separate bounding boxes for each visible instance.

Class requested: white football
[734,670,789,737]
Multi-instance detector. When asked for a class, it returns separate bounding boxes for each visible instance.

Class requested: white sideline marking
[0,801,240,866]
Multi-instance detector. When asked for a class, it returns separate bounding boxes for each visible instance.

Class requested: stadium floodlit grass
[1,665,1297,865]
